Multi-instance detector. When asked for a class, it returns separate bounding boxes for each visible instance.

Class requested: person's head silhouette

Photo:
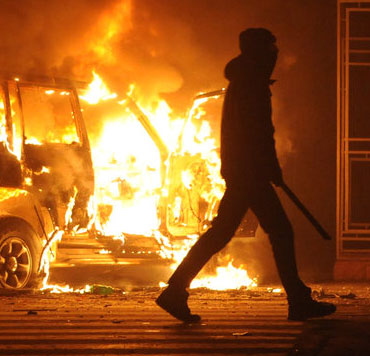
[239,28,277,54]
[239,28,278,76]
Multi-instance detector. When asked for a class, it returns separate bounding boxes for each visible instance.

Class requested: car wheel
[0,221,42,289]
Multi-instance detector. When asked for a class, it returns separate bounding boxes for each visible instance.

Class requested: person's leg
[167,184,248,288]
[250,182,335,320]
[250,182,308,298]
[156,183,249,322]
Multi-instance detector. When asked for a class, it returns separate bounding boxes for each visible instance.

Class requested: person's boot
[156,285,201,323]
[288,294,336,321]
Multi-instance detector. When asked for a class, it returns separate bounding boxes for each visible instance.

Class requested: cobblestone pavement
[0,283,369,355]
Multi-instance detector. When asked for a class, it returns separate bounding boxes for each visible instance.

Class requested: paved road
[0,284,369,355]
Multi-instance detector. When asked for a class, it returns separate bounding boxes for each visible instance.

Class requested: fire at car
[0,71,258,292]
[0,0,262,292]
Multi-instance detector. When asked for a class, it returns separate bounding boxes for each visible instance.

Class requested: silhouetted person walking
[156,28,336,322]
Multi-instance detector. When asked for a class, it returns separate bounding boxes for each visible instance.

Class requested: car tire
[0,220,42,289]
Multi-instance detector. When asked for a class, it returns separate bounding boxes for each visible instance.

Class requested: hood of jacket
[224,53,276,84]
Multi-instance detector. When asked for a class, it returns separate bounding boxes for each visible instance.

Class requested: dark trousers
[168,180,309,300]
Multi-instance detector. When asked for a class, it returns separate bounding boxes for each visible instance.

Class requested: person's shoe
[288,298,336,321]
[156,286,201,323]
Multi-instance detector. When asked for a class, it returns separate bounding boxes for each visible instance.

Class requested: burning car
[0,74,94,289]
[0,72,257,290]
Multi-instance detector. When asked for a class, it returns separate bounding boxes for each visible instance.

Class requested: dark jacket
[220,54,281,184]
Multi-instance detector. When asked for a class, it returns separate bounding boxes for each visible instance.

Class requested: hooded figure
[156,28,336,323]
[221,28,281,184]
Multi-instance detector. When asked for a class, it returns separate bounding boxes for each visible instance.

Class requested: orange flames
[80,77,164,236]
[0,101,6,142]
[40,71,257,293]
[190,259,257,290]
[76,72,256,292]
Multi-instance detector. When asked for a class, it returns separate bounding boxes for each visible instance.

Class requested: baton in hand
[280,183,331,240]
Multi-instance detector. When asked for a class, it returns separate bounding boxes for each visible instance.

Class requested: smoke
[0,1,180,102]
[0,0,306,114]
[0,1,328,98]
[0,1,110,74]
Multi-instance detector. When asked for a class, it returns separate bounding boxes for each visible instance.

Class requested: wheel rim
[0,237,32,289]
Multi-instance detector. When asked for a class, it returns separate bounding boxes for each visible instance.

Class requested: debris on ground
[312,288,336,299]
[232,331,250,336]
[267,287,283,294]
[337,292,356,299]
[27,310,38,315]
[90,284,116,295]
